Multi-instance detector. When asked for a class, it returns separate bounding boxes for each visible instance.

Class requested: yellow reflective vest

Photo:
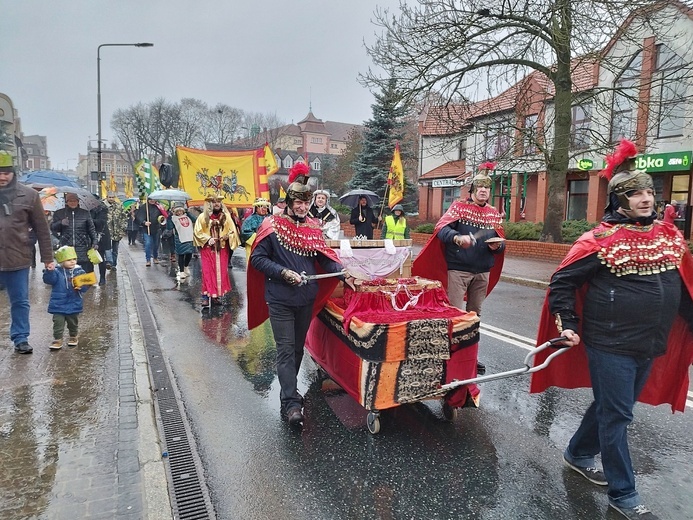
[383,215,408,239]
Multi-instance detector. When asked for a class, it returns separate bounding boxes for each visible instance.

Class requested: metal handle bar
[437,337,571,392]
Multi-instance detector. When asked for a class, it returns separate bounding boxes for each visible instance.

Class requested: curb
[500,275,549,290]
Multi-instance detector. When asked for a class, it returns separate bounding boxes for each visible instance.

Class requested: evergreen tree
[349,77,408,202]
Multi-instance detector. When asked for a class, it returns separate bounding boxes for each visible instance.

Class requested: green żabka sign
[633,151,692,173]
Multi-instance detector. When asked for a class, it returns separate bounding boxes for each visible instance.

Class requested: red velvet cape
[247,216,341,330]
[530,221,693,413]
[412,201,505,294]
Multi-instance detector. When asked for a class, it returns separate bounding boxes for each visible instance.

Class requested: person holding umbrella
[349,195,378,239]
[51,193,98,273]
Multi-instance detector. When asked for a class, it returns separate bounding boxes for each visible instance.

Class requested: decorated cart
[305,238,569,434]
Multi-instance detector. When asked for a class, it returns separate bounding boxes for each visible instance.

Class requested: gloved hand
[281,269,302,286]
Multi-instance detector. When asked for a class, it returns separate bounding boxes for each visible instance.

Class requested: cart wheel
[366,412,381,434]
[441,401,458,422]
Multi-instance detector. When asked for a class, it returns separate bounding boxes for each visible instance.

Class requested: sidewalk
[0,263,170,519]
[411,244,558,288]
[0,245,558,518]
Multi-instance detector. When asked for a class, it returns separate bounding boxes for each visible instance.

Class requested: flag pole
[376,182,390,230]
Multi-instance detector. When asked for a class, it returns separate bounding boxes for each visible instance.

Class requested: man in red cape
[531,139,693,520]
[412,162,505,373]
[247,162,355,427]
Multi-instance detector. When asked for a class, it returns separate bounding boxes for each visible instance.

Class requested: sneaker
[14,342,33,354]
[111,265,117,271]
[105,262,113,270]
[178,271,187,279]
[153,258,160,264]
[49,340,62,350]
[286,407,304,427]
[609,503,659,519]
[563,456,608,485]
[67,336,79,347]
[145,262,151,267]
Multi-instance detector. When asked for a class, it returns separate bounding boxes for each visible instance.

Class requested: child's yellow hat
[55,246,77,263]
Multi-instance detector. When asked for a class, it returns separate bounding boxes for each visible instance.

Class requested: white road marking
[480,324,693,409]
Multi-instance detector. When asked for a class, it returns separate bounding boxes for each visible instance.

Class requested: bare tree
[203,103,244,145]
[364,0,693,241]
[112,102,152,169]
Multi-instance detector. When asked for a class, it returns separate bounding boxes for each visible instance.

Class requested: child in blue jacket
[43,246,93,350]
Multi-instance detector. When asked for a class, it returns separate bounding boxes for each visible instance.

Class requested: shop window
[611,52,642,142]
[655,44,687,138]
[566,179,588,220]
[571,103,592,149]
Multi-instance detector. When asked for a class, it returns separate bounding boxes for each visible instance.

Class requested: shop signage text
[634,151,691,173]
[432,179,464,188]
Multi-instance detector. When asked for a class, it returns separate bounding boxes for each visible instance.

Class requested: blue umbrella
[20,170,81,188]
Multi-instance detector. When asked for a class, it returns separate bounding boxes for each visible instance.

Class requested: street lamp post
[97,42,153,185]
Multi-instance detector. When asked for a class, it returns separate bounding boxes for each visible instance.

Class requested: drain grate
[128,255,215,520]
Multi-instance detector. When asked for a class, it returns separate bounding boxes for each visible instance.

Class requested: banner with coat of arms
[176,145,273,207]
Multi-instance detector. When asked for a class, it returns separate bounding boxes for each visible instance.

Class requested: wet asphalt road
[128,246,693,520]
[2,244,691,519]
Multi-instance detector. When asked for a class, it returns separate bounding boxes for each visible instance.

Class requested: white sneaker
[184,267,191,276]
[178,271,188,279]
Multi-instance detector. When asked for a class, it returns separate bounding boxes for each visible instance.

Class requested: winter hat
[55,246,77,263]
[0,151,14,172]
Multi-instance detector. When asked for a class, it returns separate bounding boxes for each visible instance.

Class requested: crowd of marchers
[2,140,692,519]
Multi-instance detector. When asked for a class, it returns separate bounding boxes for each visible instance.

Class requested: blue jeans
[0,268,30,346]
[111,240,120,267]
[565,346,653,509]
[143,233,159,262]
[268,302,313,414]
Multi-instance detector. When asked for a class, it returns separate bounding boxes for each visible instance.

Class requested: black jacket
[549,212,693,358]
[437,218,504,274]
[135,202,165,237]
[349,204,377,239]
[250,221,343,307]
[51,206,97,263]
[91,204,111,251]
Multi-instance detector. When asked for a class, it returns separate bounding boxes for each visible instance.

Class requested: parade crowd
[2,141,692,519]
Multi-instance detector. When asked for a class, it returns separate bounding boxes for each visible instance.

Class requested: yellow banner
[177,146,265,207]
[388,144,404,208]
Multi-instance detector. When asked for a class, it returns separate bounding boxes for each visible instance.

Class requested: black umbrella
[339,189,379,208]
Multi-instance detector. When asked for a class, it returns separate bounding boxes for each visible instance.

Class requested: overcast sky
[1,0,401,169]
